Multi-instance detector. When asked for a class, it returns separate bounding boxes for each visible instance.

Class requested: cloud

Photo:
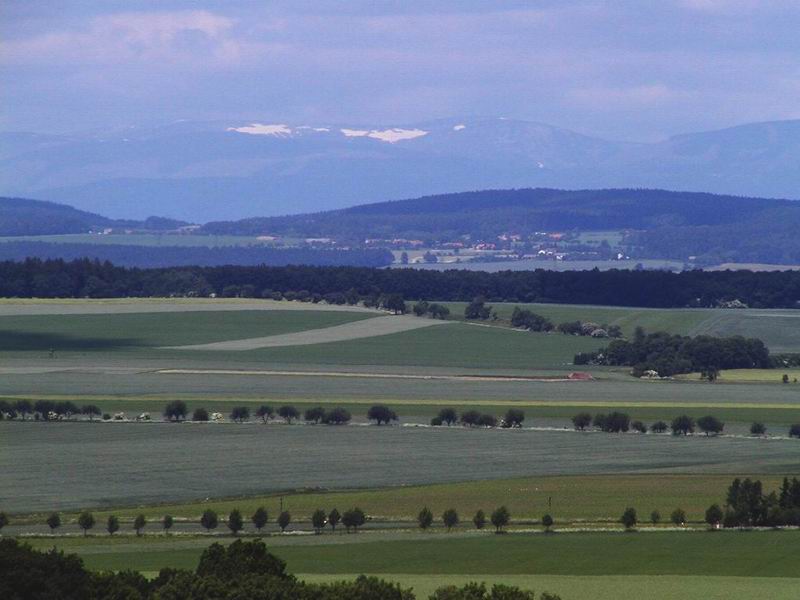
[0,10,280,68]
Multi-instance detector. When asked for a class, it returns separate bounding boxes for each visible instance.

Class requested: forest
[1,259,799,308]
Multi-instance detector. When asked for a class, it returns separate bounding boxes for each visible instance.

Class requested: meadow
[21,531,800,599]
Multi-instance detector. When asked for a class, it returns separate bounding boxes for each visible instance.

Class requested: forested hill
[0,197,187,236]
[199,188,800,240]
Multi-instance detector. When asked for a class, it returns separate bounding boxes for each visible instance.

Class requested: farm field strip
[3,422,799,513]
[161,315,453,350]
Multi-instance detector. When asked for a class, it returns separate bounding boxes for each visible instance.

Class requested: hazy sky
[2,0,799,141]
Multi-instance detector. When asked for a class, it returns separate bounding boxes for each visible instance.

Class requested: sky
[2,0,799,141]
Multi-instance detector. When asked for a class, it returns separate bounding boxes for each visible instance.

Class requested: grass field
[49,474,785,525]
[22,530,800,578]
[0,233,274,247]
[677,369,800,384]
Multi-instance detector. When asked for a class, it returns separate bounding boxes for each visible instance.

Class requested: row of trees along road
[164,401,399,425]
[571,411,800,438]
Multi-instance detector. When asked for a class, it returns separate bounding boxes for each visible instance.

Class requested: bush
[650,510,661,525]
[503,408,525,428]
[789,424,800,438]
[631,420,647,433]
[192,407,209,422]
[324,407,351,425]
[750,422,767,436]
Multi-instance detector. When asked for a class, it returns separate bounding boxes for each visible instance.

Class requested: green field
[58,474,786,525]
[20,532,800,600]
[0,233,276,247]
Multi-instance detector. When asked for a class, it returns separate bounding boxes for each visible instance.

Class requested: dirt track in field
[161,315,454,351]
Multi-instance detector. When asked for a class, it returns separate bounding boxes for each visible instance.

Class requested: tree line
[571,410,800,438]
[3,258,800,308]
[575,327,773,378]
[619,477,800,530]
[0,538,560,600]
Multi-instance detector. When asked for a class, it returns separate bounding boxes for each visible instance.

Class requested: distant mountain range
[1,117,799,221]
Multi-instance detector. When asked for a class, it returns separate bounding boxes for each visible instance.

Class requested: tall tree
[311,509,327,534]
[418,507,434,530]
[78,512,95,536]
[491,506,510,533]
[277,511,291,533]
[252,507,268,533]
[227,509,244,535]
[442,508,459,532]
[106,515,119,536]
[201,509,218,532]
[133,514,147,536]
[328,508,341,533]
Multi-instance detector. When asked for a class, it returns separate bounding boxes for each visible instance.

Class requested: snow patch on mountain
[340,127,428,143]
[228,123,293,137]
[453,124,466,131]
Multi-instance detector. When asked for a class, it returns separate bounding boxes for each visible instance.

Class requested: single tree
[230,406,250,423]
[620,507,638,530]
[78,511,95,536]
[782,374,790,384]
[328,508,341,533]
[163,515,174,535]
[705,504,724,529]
[342,508,366,533]
[789,424,800,438]
[304,406,326,424]
[503,408,525,428]
[542,514,554,532]
[478,413,498,428]
[200,509,218,532]
[252,507,268,532]
[15,399,32,420]
[670,508,687,526]
[631,420,647,433]
[133,514,147,536]
[0,512,9,532]
[697,415,724,436]
[46,512,61,531]
[311,509,327,534]
[81,404,101,421]
[367,404,398,425]
[572,412,592,431]
[381,294,407,315]
[192,407,209,422]
[491,506,510,533]
[437,408,458,426]
[650,510,661,525]
[227,509,243,535]
[323,407,351,425]
[418,507,434,530]
[106,515,119,536]
[750,422,767,436]
[163,400,188,422]
[442,508,459,532]
[255,405,274,423]
[277,510,291,532]
[460,410,482,427]
[671,415,695,435]
[464,296,492,320]
[650,420,668,433]
[473,509,487,530]
[278,405,299,423]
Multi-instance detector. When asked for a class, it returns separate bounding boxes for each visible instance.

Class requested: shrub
[750,422,767,436]
[631,420,647,433]
[542,514,554,532]
[789,424,800,438]
[650,420,668,433]
[650,510,661,525]
[503,408,525,428]
[192,407,209,422]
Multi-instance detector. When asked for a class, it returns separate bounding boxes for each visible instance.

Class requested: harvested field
[163,315,453,350]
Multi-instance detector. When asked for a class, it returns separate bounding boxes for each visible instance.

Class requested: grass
[22,530,800,578]
[0,234,273,247]
[71,474,788,524]
[677,369,800,384]
[0,310,375,354]
[299,574,800,600]
[439,302,800,352]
